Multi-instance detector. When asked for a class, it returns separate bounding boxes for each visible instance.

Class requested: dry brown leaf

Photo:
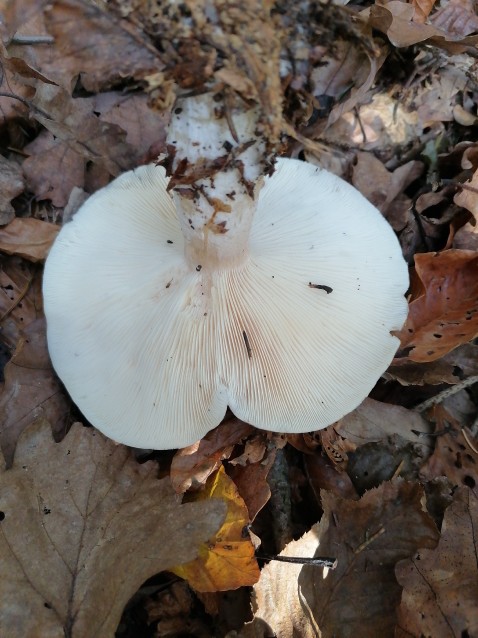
[0,419,226,638]
[38,0,160,91]
[366,0,478,52]
[420,405,478,492]
[396,487,478,638]
[242,480,439,638]
[171,466,259,592]
[92,92,169,159]
[335,398,433,447]
[412,0,438,23]
[396,250,478,362]
[170,418,254,493]
[0,319,69,467]
[352,153,423,230]
[431,0,478,35]
[22,130,86,208]
[388,343,478,385]
[31,84,135,177]
[454,167,478,222]
[0,257,42,349]
[0,156,25,225]
[305,452,358,501]
[0,217,59,262]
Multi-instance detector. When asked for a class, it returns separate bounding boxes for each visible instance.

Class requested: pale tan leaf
[0,421,226,638]
[0,218,59,262]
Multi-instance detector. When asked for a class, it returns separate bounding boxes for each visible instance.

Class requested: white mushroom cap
[43,158,409,449]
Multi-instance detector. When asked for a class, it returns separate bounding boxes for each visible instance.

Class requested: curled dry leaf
[0,218,59,262]
[242,480,439,638]
[0,420,226,638]
[170,418,254,493]
[388,343,478,385]
[0,156,25,226]
[171,466,260,592]
[366,0,478,52]
[396,250,478,362]
[396,488,478,638]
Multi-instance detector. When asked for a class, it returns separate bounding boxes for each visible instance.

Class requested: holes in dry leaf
[44,602,52,609]
[433,333,442,338]
[0,512,5,521]
[462,475,475,488]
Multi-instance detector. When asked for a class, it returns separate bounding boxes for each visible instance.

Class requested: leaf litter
[1,0,478,634]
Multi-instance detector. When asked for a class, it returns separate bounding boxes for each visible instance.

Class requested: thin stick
[10,35,54,45]
[257,554,337,569]
[414,375,478,413]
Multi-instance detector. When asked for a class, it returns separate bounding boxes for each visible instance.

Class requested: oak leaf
[171,466,259,592]
[242,480,439,637]
[396,488,478,637]
[0,156,25,225]
[0,420,226,638]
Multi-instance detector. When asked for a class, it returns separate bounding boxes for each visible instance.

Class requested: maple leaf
[0,420,226,637]
[171,466,260,592]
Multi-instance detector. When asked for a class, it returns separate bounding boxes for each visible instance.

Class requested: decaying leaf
[170,418,254,493]
[0,420,226,638]
[0,156,25,225]
[243,480,439,638]
[396,488,478,638]
[335,398,433,447]
[419,405,478,491]
[396,250,478,362]
[39,0,160,91]
[171,466,259,592]
[0,319,70,467]
[22,130,86,208]
[0,217,59,262]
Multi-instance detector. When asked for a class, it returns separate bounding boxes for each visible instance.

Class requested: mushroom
[43,152,409,449]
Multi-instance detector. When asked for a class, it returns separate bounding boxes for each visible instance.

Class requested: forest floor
[0,0,478,636]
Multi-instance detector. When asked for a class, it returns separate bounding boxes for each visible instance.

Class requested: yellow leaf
[171,465,260,592]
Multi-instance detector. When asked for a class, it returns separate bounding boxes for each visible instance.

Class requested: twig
[10,35,54,45]
[414,375,478,413]
[353,526,385,554]
[257,554,337,569]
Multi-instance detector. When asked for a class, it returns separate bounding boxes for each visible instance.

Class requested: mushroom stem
[166,93,267,270]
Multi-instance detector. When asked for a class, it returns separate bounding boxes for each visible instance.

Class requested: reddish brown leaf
[0,218,59,262]
[396,250,478,362]
[170,418,254,493]
[396,488,478,638]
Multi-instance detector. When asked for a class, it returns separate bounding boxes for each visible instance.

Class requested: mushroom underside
[43,159,409,448]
